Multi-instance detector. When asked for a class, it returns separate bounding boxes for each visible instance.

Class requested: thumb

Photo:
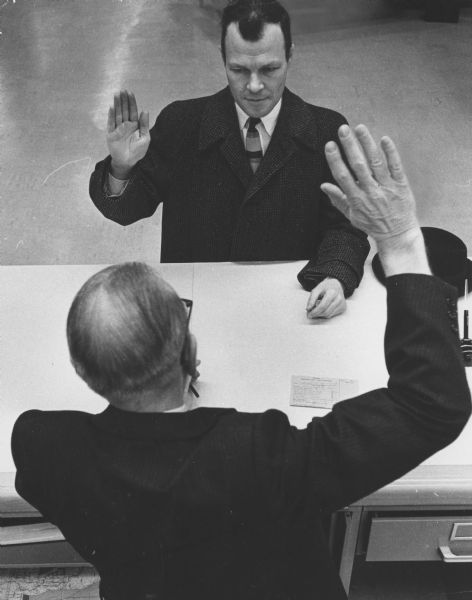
[306,285,324,311]
[321,183,350,217]
[139,111,150,137]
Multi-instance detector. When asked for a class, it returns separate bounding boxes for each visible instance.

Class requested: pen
[464,278,469,339]
[190,383,199,398]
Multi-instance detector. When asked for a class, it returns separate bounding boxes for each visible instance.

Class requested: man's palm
[106,90,150,171]
[107,120,150,167]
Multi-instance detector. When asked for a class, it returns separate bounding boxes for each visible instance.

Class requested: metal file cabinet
[366,515,472,562]
[337,465,472,596]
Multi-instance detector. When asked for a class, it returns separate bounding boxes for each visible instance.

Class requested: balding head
[67,263,189,405]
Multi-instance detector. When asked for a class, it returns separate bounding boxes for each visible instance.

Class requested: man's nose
[247,73,264,94]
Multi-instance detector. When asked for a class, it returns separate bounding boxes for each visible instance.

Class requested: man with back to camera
[89,0,370,321]
[16,124,471,599]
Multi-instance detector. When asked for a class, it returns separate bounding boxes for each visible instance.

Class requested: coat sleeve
[297,112,370,297]
[88,103,179,226]
[254,274,471,518]
[11,410,55,522]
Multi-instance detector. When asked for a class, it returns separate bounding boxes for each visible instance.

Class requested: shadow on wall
[285,0,472,35]
[203,0,472,29]
[395,0,472,22]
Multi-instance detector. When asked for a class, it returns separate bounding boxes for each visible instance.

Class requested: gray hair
[67,262,188,399]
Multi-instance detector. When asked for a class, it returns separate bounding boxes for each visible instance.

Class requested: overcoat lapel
[220,132,253,190]
[198,88,253,190]
[244,130,297,201]
[245,88,320,202]
[198,87,321,200]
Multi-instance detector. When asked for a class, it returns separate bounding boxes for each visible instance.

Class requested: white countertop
[1,261,471,479]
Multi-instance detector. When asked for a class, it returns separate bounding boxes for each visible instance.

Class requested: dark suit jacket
[12,275,471,599]
[89,88,369,296]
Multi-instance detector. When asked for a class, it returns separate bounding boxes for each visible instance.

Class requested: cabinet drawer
[0,522,90,567]
[366,516,472,562]
[0,540,90,568]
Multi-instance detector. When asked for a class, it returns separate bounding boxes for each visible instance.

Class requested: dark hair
[67,262,188,399]
[221,0,292,62]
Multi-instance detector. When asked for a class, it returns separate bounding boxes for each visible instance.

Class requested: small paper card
[290,376,358,409]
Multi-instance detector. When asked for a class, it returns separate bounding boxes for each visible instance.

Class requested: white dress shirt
[235,98,282,155]
[164,403,188,413]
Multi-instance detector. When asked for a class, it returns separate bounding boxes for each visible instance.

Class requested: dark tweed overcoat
[89,87,369,296]
[12,275,471,599]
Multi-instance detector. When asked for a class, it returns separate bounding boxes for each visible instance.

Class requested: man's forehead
[225,22,286,61]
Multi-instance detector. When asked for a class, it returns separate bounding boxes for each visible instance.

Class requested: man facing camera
[17,125,470,599]
[89,0,370,320]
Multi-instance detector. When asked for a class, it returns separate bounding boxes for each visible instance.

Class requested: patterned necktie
[245,117,263,173]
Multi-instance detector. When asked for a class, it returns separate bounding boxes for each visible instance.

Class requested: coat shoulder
[302,101,348,134]
[155,89,227,126]
[150,89,229,149]
[288,89,347,124]
[13,409,91,446]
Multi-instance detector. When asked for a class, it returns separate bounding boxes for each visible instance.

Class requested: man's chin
[243,100,273,118]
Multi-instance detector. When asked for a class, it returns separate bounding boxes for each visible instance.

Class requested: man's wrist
[325,277,346,295]
[377,228,431,277]
[107,169,130,196]
[110,161,132,180]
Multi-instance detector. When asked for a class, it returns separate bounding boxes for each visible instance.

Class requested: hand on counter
[306,277,346,319]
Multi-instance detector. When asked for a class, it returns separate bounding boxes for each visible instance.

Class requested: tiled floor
[0,568,98,600]
[2,561,472,600]
[1,1,472,265]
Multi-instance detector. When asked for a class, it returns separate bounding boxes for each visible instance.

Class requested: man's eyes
[230,66,280,74]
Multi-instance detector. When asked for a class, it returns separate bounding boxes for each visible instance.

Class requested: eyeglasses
[181,298,193,323]
[180,298,199,398]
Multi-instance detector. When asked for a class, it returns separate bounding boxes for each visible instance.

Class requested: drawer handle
[438,537,472,563]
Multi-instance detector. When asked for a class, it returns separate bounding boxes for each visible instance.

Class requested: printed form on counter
[290,376,359,409]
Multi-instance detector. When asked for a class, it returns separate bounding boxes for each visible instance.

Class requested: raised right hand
[106,90,150,179]
[321,124,430,277]
[321,124,419,243]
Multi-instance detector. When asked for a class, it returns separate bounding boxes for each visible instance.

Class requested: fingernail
[325,141,337,153]
[339,125,350,138]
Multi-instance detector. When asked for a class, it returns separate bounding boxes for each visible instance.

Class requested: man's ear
[288,43,294,63]
[181,332,198,378]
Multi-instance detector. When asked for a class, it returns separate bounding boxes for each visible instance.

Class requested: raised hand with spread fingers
[320,124,430,279]
[106,90,150,180]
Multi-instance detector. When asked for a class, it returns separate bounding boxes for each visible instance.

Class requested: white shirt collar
[235,98,282,137]
[164,403,188,413]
